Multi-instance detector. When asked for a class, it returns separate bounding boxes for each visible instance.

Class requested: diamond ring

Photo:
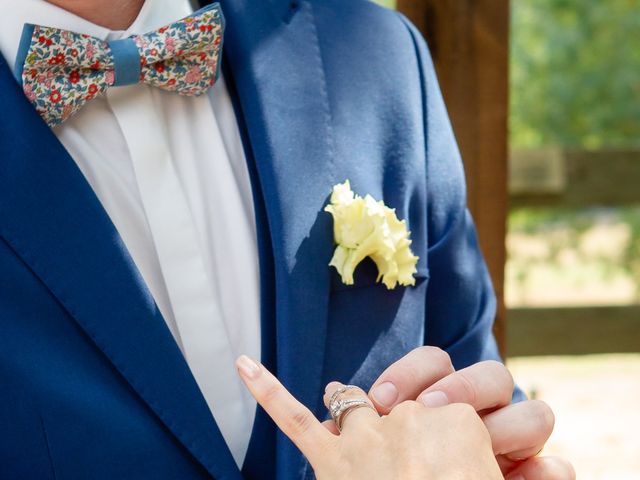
[328,385,376,431]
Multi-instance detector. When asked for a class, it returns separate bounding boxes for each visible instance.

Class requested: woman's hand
[236,355,503,480]
[367,347,575,480]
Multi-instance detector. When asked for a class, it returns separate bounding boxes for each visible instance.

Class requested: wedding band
[328,385,376,431]
[329,385,360,407]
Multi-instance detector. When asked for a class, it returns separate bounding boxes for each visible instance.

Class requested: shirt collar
[0,0,194,75]
[120,0,194,38]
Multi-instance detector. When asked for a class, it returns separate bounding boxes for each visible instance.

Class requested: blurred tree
[511,0,640,149]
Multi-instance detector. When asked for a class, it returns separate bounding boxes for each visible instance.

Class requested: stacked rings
[328,385,377,431]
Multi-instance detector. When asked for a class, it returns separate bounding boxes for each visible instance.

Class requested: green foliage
[511,0,640,149]
[371,0,396,9]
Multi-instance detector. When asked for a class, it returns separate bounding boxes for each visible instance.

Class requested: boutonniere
[324,180,419,289]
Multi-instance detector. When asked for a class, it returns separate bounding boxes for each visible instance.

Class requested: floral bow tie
[14,3,224,127]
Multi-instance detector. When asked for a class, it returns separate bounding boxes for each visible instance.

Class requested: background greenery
[370,0,640,304]
[510,0,640,306]
[375,0,640,149]
[511,0,640,149]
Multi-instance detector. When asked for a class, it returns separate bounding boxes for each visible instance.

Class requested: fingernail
[236,355,261,380]
[506,474,524,480]
[419,390,449,408]
[371,382,399,407]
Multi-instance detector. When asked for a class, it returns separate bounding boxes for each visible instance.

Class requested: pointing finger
[236,355,334,464]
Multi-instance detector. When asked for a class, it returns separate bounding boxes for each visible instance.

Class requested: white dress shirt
[0,0,261,466]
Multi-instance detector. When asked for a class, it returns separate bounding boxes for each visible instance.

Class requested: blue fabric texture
[0,0,516,478]
[108,38,141,86]
[13,23,35,84]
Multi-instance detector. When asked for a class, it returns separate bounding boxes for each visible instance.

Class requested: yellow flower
[324,180,419,289]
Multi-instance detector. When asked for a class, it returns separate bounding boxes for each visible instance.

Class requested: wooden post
[397,0,510,355]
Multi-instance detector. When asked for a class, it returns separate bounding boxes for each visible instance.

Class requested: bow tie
[14,3,224,127]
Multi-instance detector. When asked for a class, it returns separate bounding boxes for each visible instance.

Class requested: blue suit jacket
[0,0,510,478]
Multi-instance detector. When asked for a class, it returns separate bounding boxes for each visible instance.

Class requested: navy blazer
[0,0,510,478]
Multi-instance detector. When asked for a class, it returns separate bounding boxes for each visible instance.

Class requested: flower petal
[326,181,419,289]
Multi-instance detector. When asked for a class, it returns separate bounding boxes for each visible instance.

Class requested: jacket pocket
[330,256,429,292]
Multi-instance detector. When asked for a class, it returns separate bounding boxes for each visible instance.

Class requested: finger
[417,360,514,412]
[505,456,576,480]
[324,382,378,432]
[321,419,339,435]
[236,355,334,463]
[368,346,455,414]
[483,400,555,460]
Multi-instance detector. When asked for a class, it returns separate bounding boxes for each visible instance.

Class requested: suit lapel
[0,0,337,474]
[218,0,336,475]
[0,57,241,479]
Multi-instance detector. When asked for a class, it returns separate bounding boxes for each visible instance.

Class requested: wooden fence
[508,305,640,356]
[508,149,640,356]
[396,0,640,357]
